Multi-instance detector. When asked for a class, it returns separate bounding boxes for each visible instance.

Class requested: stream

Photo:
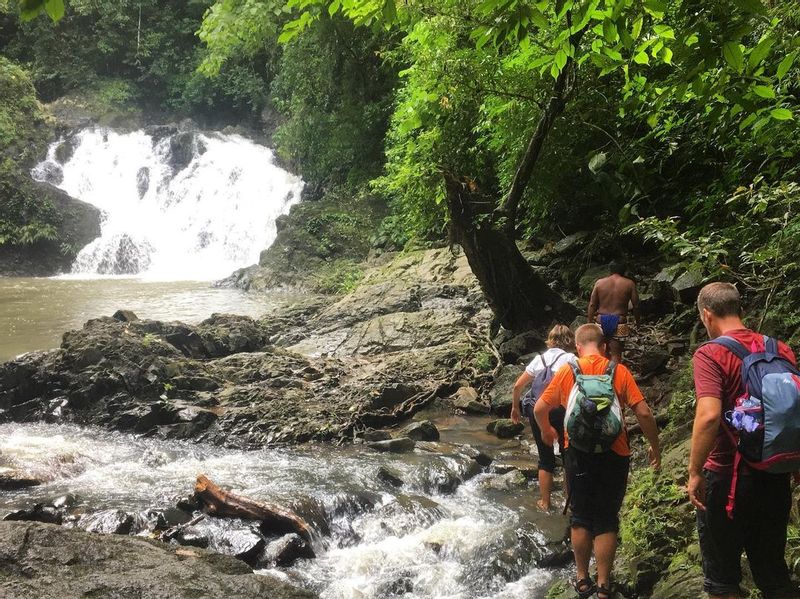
[0,417,567,598]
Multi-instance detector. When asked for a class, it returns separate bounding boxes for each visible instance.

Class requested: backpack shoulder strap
[546,349,566,370]
[764,335,779,355]
[706,336,750,361]
[605,360,618,378]
[569,361,582,380]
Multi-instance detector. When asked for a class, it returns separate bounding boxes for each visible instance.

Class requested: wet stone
[3,504,62,525]
[366,437,416,453]
[174,526,210,549]
[377,466,405,488]
[256,533,315,567]
[487,419,525,439]
[361,429,391,442]
[0,468,41,490]
[215,528,266,566]
[51,494,77,510]
[80,509,136,535]
[399,420,440,442]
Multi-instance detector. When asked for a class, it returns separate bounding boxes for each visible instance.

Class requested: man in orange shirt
[535,324,661,599]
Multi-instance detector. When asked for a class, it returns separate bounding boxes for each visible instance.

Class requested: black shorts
[697,468,799,597]
[528,405,565,473]
[565,448,629,536]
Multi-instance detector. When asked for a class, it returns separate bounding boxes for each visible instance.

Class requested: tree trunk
[445,176,577,334]
[194,474,313,543]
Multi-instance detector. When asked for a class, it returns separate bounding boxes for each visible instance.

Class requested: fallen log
[194,474,313,543]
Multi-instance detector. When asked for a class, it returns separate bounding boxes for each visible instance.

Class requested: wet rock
[480,469,529,491]
[377,466,405,488]
[136,167,150,198]
[79,509,136,535]
[487,419,525,439]
[453,387,490,414]
[168,131,197,171]
[671,269,704,304]
[400,420,440,441]
[256,533,315,567]
[367,437,416,453]
[145,124,178,143]
[491,461,538,479]
[54,139,75,164]
[112,309,138,322]
[489,365,524,416]
[51,494,77,510]
[3,504,62,525]
[215,527,266,566]
[173,526,210,549]
[458,445,493,467]
[0,521,317,598]
[361,429,391,442]
[156,508,193,530]
[0,468,41,490]
[419,462,461,494]
[499,332,544,363]
[176,494,202,513]
[370,383,421,410]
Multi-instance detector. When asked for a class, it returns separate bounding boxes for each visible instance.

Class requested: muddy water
[0,277,295,361]
[0,414,568,599]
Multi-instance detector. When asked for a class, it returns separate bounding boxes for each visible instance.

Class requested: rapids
[0,419,566,598]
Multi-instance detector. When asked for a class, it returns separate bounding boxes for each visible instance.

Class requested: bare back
[590,274,638,317]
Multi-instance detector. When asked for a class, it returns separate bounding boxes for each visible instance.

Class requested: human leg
[593,531,617,593]
[571,525,595,596]
[741,472,798,598]
[590,452,630,594]
[529,411,556,510]
[697,470,745,597]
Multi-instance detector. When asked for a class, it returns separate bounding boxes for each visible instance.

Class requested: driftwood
[194,474,313,543]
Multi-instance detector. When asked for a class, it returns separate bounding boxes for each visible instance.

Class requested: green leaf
[752,85,775,99]
[770,108,793,121]
[631,16,643,40]
[643,0,666,19]
[603,19,617,43]
[748,36,774,70]
[653,24,675,40]
[43,0,64,20]
[328,0,341,17]
[722,42,744,73]
[777,53,796,80]
[589,152,607,173]
[530,8,549,29]
[633,51,650,65]
[661,47,673,64]
[730,0,767,15]
[382,0,397,23]
[554,49,568,72]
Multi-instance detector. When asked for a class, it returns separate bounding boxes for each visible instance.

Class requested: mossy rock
[544,579,577,599]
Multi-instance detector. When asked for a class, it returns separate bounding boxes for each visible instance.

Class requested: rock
[0,521,317,598]
[168,131,197,171]
[453,387,491,414]
[0,468,41,490]
[491,461,538,479]
[367,437,416,453]
[458,445,493,467]
[215,527,265,566]
[156,508,193,530]
[487,419,525,439]
[3,504,62,525]
[176,494,202,513]
[0,183,101,277]
[399,420,440,441]
[136,166,150,198]
[554,231,590,255]
[498,331,544,363]
[54,139,75,164]
[480,469,529,491]
[79,509,136,535]
[51,494,77,510]
[377,466,405,488]
[578,264,611,294]
[370,383,421,410]
[174,526,210,549]
[256,533,315,567]
[671,268,704,304]
[362,430,391,442]
[489,365,524,416]
[112,309,139,322]
[635,347,670,377]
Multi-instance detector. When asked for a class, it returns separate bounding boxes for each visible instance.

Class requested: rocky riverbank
[0,520,317,599]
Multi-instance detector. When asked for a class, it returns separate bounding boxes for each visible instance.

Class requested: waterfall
[32,126,303,280]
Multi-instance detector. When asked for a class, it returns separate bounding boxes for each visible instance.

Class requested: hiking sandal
[573,577,596,599]
[595,583,613,599]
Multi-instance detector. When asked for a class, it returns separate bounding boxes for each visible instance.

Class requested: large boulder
[489,365,525,416]
[487,419,525,439]
[0,521,316,598]
[399,420,440,442]
[0,183,101,277]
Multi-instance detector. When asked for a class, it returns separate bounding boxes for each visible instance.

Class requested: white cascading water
[32,127,303,280]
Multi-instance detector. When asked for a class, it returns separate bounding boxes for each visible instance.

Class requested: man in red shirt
[689,282,799,598]
[536,324,661,599]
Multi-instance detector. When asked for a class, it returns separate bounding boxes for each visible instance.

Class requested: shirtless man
[587,262,639,363]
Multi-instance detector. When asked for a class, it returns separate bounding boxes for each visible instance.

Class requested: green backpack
[565,361,623,453]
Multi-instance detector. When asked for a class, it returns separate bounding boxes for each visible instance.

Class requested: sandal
[595,583,613,599]
[573,577,596,599]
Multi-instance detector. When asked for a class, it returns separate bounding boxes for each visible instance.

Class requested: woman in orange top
[535,323,660,599]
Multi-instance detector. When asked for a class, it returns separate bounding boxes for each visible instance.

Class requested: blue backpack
[521,350,564,418]
[707,335,800,517]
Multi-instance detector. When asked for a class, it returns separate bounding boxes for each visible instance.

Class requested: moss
[309,258,364,294]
